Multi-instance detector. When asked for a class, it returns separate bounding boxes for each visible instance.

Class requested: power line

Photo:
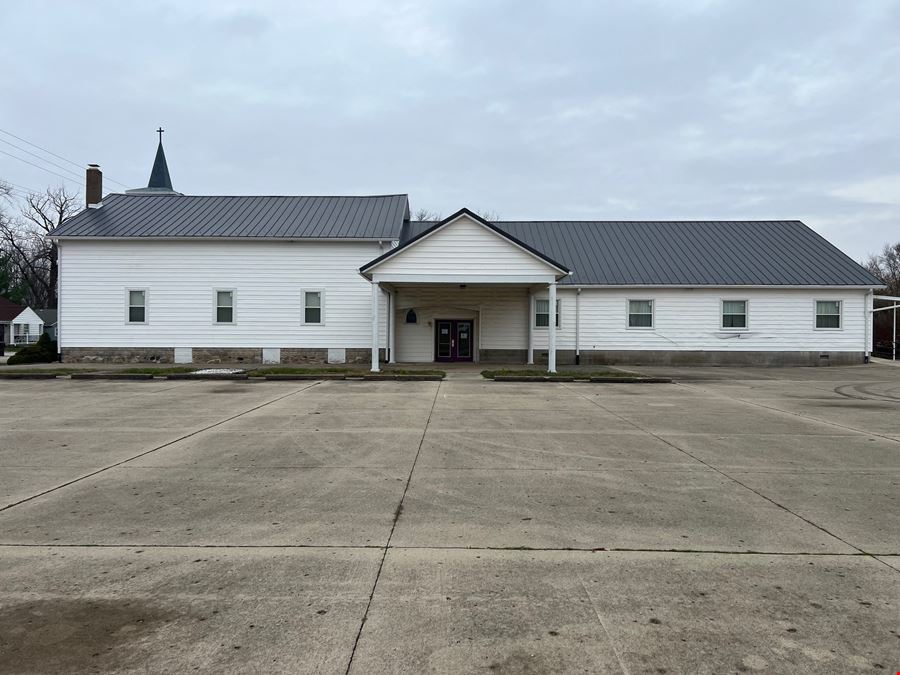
[0,179,44,194]
[0,137,84,182]
[0,148,83,188]
[0,126,131,188]
[0,127,83,169]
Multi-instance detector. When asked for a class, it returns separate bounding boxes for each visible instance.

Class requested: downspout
[865,289,873,363]
[56,240,62,361]
[526,290,534,365]
[575,288,581,365]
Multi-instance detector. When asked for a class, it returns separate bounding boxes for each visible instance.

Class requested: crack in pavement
[0,542,897,556]
[0,381,323,514]
[562,383,900,575]
[343,379,442,675]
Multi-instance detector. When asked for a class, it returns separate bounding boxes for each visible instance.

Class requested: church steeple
[147,127,173,190]
[126,128,182,195]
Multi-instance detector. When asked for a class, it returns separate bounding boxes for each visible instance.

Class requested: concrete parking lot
[0,366,898,673]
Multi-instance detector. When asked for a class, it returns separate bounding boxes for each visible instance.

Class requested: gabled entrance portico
[359,208,570,372]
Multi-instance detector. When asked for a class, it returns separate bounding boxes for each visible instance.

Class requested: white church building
[50,140,883,371]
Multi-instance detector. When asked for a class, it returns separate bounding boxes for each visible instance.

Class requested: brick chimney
[86,164,102,208]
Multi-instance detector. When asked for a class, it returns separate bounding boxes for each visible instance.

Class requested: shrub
[7,333,58,365]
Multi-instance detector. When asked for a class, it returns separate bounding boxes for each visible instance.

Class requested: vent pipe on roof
[86,164,102,208]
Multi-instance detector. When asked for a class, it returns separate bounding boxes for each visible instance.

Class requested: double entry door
[435,319,473,362]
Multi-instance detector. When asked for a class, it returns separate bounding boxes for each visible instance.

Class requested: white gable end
[13,306,42,327]
[368,214,563,282]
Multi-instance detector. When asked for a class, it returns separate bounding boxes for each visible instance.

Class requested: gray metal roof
[403,220,881,286]
[52,193,410,239]
[35,309,58,325]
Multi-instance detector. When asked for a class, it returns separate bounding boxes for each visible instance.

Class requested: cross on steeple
[156,127,164,143]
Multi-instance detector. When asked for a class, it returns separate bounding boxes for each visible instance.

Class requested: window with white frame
[815,300,841,329]
[128,289,146,323]
[721,300,747,329]
[215,290,235,324]
[535,298,560,328]
[303,290,323,324]
[628,299,654,328]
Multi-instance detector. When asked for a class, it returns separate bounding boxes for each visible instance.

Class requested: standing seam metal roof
[51,194,880,286]
[51,193,410,240]
[402,219,881,286]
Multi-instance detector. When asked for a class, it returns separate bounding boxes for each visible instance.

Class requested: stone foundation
[62,346,385,366]
[479,349,528,363]
[281,348,328,364]
[64,346,862,368]
[190,348,263,364]
[348,348,385,364]
[62,347,174,364]
[534,350,866,367]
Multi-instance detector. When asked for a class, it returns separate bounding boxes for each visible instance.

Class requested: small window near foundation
[405,309,418,324]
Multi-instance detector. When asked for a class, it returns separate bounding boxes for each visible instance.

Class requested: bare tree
[471,207,500,222]
[413,208,441,222]
[0,185,79,307]
[865,242,900,297]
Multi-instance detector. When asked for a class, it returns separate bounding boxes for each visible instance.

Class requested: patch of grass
[0,367,91,375]
[383,368,445,376]
[481,369,636,379]
[253,366,445,377]
[118,366,201,375]
[253,366,365,376]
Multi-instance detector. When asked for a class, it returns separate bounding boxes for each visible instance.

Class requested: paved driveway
[0,367,898,673]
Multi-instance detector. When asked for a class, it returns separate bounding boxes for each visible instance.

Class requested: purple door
[435,320,473,362]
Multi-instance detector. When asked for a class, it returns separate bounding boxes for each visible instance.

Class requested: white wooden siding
[59,240,388,348]
[532,288,867,352]
[372,215,558,278]
[58,238,869,357]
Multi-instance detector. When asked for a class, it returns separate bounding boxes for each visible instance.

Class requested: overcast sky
[2,0,899,259]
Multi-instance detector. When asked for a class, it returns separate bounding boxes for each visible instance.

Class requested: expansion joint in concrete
[343,380,442,675]
[0,381,322,515]
[560,383,897,574]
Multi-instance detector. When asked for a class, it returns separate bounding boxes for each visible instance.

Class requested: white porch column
[388,289,397,364]
[371,281,380,372]
[548,281,557,373]
[527,291,535,365]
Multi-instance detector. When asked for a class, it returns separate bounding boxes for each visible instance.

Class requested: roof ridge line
[106,193,410,199]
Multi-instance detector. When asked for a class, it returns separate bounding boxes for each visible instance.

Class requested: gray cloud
[2,0,899,258]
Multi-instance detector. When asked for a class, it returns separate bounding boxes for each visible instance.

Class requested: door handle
[451,339,455,347]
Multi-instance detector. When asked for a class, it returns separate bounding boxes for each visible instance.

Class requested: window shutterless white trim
[302,289,325,325]
[627,299,654,329]
[720,299,748,330]
[126,288,148,324]
[213,288,236,325]
[814,299,842,330]
[534,298,560,328]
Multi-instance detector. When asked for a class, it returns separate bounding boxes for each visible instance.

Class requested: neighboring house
[10,307,44,345]
[0,297,44,346]
[35,309,58,341]
[49,139,884,370]
[0,296,25,346]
